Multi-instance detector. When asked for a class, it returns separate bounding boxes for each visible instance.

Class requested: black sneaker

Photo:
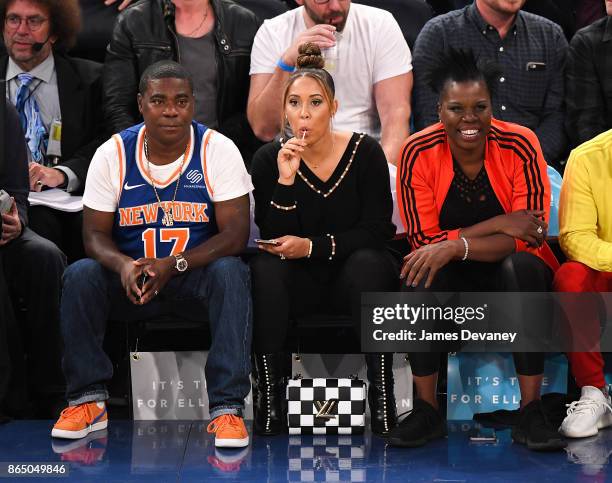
[511,399,567,451]
[386,399,446,448]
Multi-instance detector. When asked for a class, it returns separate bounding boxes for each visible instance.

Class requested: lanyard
[13,76,44,106]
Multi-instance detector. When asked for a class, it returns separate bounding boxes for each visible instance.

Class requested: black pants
[0,253,14,406]
[251,248,399,353]
[2,228,67,396]
[407,252,553,377]
[28,206,84,263]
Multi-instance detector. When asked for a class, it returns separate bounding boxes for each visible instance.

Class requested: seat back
[234,0,288,22]
[72,0,120,63]
[547,165,562,237]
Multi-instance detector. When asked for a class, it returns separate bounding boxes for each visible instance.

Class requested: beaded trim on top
[294,133,366,199]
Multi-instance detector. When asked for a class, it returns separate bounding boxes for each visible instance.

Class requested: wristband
[460,236,469,261]
[277,59,295,73]
[306,239,313,258]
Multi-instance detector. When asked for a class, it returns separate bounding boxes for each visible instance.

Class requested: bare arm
[84,206,132,273]
[182,195,250,268]
[401,234,516,288]
[247,24,336,141]
[374,72,412,165]
[83,206,145,304]
[459,210,547,248]
[247,72,291,141]
[138,195,250,304]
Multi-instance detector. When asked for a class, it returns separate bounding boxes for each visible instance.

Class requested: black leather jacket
[103,0,262,164]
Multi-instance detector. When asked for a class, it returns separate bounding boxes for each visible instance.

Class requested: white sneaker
[560,386,612,438]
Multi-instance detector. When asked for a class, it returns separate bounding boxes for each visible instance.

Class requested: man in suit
[1,0,104,262]
[0,96,66,418]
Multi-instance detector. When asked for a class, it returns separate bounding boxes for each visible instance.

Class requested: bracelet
[326,233,336,260]
[460,236,469,261]
[270,200,297,211]
[306,239,313,258]
[277,59,295,73]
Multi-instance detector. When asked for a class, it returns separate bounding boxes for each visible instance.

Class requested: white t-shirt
[84,126,253,212]
[250,4,412,140]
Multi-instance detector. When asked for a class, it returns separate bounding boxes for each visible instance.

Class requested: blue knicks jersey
[113,122,217,260]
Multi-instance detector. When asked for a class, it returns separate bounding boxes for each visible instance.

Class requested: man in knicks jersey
[50,61,253,449]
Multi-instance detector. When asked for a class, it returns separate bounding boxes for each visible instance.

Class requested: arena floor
[0,420,609,482]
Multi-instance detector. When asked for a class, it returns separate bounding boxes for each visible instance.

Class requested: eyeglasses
[5,14,48,32]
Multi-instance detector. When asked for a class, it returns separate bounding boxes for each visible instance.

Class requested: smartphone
[468,427,497,443]
[254,238,280,246]
[526,61,546,72]
[0,190,12,214]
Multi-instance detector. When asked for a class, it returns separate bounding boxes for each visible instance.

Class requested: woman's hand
[400,240,462,288]
[277,137,306,185]
[257,235,311,260]
[498,210,547,247]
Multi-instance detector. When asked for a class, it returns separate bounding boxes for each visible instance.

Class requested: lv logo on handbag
[314,399,338,420]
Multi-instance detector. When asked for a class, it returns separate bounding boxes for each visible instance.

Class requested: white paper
[28,188,83,213]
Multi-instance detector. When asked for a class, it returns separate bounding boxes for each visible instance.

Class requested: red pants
[553,262,612,388]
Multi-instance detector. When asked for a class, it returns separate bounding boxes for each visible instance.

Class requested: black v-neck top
[251,133,396,260]
[439,160,505,231]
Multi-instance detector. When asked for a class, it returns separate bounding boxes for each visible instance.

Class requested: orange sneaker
[207,414,249,448]
[51,402,108,440]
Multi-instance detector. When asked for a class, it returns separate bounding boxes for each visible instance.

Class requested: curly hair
[0,0,81,51]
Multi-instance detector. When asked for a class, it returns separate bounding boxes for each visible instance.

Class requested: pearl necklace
[296,133,365,198]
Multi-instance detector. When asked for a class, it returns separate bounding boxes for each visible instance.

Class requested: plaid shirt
[412,4,568,166]
[565,16,612,149]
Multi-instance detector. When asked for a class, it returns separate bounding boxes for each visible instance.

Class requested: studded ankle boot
[365,353,397,436]
[252,352,289,436]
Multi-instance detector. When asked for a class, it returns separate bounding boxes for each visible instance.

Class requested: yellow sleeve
[558,152,612,271]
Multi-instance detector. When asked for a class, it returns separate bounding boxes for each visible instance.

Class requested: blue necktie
[15,72,47,164]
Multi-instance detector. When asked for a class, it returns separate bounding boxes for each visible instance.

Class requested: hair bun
[296,42,325,70]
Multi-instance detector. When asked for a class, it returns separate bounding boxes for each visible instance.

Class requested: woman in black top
[250,43,399,436]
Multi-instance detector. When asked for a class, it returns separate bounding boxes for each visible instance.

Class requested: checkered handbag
[286,378,367,435]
